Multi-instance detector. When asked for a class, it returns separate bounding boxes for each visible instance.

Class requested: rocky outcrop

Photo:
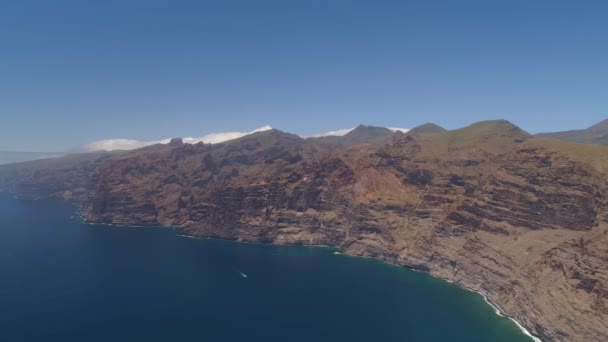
[1,121,607,342]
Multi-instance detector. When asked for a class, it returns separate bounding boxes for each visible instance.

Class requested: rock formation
[1,120,607,342]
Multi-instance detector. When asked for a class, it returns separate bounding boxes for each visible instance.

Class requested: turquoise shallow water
[0,192,533,341]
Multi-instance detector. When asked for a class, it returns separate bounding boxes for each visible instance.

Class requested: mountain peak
[441,120,530,154]
[460,120,529,136]
[169,138,183,147]
[588,118,608,133]
[347,124,393,135]
[233,128,304,145]
[306,125,397,147]
[340,125,395,146]
[407,123,446,135]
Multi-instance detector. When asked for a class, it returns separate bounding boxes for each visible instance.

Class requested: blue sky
[1,0,607,151]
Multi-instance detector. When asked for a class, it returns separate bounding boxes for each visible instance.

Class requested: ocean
[0,192,533,341]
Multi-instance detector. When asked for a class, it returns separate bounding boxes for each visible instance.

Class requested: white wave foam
[478,291,542,342]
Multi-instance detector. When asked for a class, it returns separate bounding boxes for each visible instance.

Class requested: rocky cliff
[1,121,607,342]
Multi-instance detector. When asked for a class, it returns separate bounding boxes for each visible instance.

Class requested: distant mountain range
[6,119,608,165]
[536,119,608,145]
[0,151,64,165]
[309,124,402,147]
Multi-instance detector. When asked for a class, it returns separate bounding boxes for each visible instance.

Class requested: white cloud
[306,126,409,138]
[78,125,409,152]
[79,125,273,152]
[306,128,355,138]
[80,139,167,152]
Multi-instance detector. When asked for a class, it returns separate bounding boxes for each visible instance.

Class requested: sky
[1,0,607,152]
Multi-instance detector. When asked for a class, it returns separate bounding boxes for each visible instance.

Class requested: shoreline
[68,221,552,341]
[0,191,544,341]
[175,229,545,342]
[325,249,543,341]
[176,233,339,251]
[476,291,542,342]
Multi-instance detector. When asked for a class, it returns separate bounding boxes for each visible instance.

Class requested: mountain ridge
[536,118,608,145]
[1,119,607,342]
[0,150,65,165]
[307,124,398,148]
[407,123,447,135]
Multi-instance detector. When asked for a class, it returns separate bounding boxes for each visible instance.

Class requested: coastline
[323,248,544,342]
[476,291,543,342]
[177,229,543,342]
[176,233,339,251]
[0,191,544,341]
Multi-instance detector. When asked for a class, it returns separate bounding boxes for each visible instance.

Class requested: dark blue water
[0,192,532,341]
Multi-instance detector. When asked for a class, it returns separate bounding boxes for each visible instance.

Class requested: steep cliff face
[1,121,607,342]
